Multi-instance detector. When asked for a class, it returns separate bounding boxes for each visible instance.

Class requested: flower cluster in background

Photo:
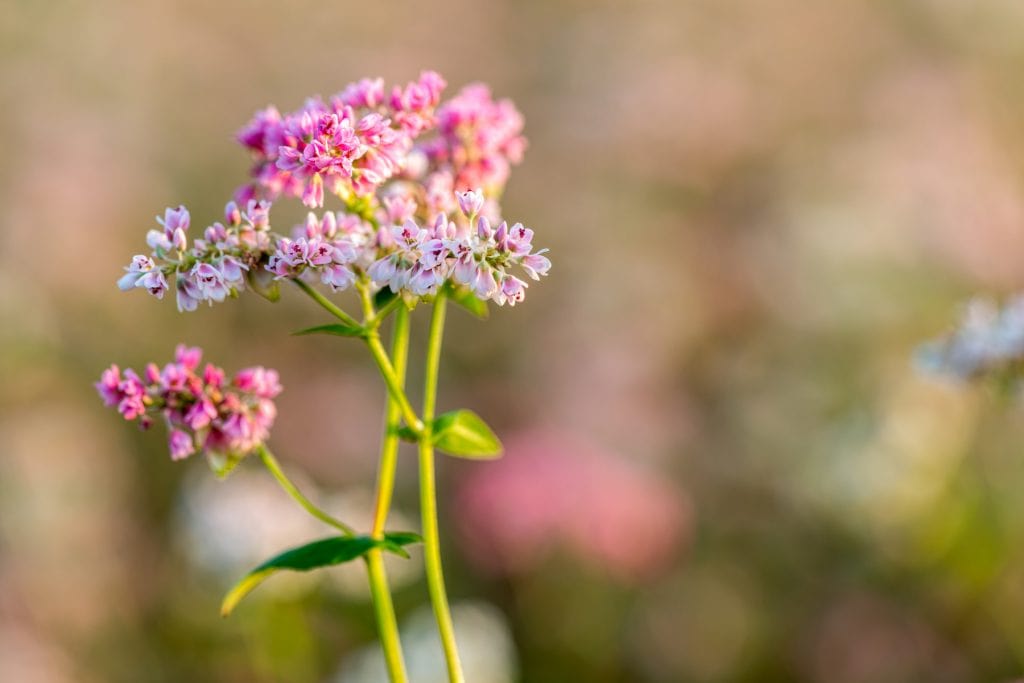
[456,431,690,581]
[95,345,281,464]
[917,295,1024,381]
[117,72,547,310]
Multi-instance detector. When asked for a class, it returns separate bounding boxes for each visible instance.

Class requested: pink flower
[191,262,229,302]
[423,83,526,194]
[456,188,485,217]
[137,270,168,299]
[497,273,527,306]
[117,255,156,291]
[520,252,551,280]
[175,344,202,370]
[157,205,190,235]
[94,364,122,407]
[234,366,282,399]
[168,429,195,461]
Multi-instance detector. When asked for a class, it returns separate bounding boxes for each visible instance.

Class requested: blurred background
[5,0,1024,681]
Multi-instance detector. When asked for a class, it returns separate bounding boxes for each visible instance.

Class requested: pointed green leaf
[220,533,421,616]
[448,284,489,319]
[432,409,503,459]
[382,531,423,547]
[292,322,365,338]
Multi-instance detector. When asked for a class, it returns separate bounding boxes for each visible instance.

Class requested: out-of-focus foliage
[5,0,1024,681]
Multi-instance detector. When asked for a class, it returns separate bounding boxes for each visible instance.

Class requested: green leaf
[221,532,421,617]
[292,322,365,338]
[393,425,419,442]
[373,287,398,312]
[447,284,489,319]
[245,267,281,303]
[432,409,503,459]
[207,451,244,479]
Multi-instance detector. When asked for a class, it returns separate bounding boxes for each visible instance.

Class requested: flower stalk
[418,290,465,683]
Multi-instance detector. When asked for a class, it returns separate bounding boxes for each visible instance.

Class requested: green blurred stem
[296,278,423,435]
[256,445,355,536]
[419,290,465,683]
[365,305,412,683]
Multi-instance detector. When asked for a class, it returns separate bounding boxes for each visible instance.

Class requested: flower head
[95,347,282,467]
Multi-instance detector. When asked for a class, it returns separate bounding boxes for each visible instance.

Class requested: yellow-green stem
[364,305,412,683]
[419,290,464,683]
[292,279,362,330]
[294,279,423,434]
[257,445,354,536]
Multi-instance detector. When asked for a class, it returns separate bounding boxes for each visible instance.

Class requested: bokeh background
[5,0,1024,681]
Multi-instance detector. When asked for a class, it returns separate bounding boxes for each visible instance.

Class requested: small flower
[191,262,229,303]
[168,429,196,461]
[117,255,156,291]
[456,189,485,218]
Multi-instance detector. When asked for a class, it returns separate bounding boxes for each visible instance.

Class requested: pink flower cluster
[420,83,527,194]
[237,71,446,208]
[266,211,373,292]
[119,202,275,312]
[367,190,550,304]
[118,72,548,309]
[455,431,691,582]
[95,345,281,462]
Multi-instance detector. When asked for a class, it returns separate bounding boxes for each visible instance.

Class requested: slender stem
[292,279,362,330]
[296,278,423,434]
[363,306,412,683]
[371,306,411,537]
[256,445,355,536]
[365,331,424,434]
[418,290,464,683]
[370,293,404,328]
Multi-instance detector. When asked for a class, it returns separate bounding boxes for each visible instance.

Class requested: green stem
[296,278,423,435]
[292,279,362,330]
[371,306,411,537]
[256,445,355,536]
[364,305,412,683]
[371,293,404,327]
[418,290,464,683]
[365,331,424,434]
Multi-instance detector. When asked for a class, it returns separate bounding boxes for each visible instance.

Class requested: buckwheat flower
[456,188,485,218]
[168,429,196,461]
[237,72,448,208]
[493,274,525,306]
[339,77,385,109]
[95,364,123,407]
[191,262,229,303]
[234,366,282,399]
[137,270,169,299]
[95,346,282,466]
[266,219,360,291]
[422,83,526,194]
[176,275,202,312]
[117,255,157,291]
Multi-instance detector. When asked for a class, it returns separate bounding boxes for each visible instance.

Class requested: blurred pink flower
[455,430,691,581]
